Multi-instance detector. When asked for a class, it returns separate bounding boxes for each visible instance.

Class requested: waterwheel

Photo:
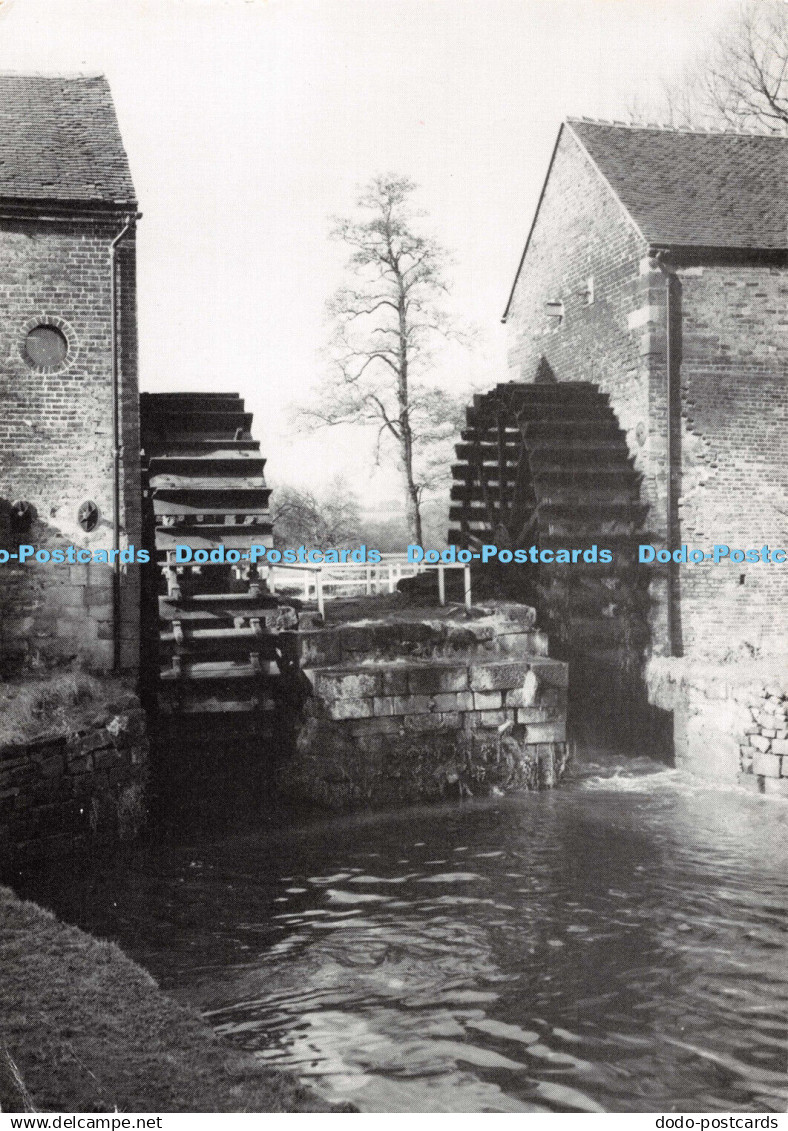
[139,392,294,737]
[449,380,650,739]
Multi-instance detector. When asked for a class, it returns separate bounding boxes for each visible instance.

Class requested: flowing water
[24,754,788,1113]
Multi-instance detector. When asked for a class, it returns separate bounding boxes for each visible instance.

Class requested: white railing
[267,553,472,617]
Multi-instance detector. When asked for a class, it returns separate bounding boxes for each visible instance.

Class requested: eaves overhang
[0,196,140,223]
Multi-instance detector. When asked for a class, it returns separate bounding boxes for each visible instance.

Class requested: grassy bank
[0,886,341,1113]
[0,669,132,748]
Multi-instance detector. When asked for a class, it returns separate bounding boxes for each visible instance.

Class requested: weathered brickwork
[505,126,788,665]
[279,609,570,808]
[505,130,650,474]
[0,221,141,673]
[0,696,148,879]
[675,264,788,656]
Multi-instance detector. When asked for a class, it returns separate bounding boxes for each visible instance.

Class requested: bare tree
[271,477,360,550]
[297,175,468,545]
[629,1,788,133]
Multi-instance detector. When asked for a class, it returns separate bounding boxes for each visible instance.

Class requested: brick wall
[505,129,650,466]
[0,218,141,674]
[504,128,788,664]
[674,262,788,657]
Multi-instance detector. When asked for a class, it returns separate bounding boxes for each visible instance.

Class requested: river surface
[23,754,788,1113]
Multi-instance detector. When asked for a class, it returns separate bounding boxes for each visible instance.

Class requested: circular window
[24,325,68,369]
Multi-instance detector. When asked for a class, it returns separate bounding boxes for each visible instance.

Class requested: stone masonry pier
[278,605,569,809]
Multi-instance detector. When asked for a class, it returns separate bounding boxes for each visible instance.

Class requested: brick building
[0,74,140,674]
[503,120,788,665]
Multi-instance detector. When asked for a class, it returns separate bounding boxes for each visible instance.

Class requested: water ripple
[23,755,788,1113]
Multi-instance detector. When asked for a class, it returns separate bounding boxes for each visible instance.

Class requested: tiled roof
[568,119,787,250]
[0,73,136,208]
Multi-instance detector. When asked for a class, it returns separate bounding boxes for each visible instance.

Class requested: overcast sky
[0,0,737,510]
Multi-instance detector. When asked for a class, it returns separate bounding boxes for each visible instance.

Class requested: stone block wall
[738,689,788,796]
[648,657,788,792]
[0,220,141,675]
[1,555,118,673]
[0,697,148,879]
[279,610,569,809]
[296,607,549,667]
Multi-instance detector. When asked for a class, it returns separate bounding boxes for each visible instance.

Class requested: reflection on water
[25,755,788,1113]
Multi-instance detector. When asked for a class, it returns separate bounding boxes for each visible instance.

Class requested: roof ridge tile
[566,114,784,139]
